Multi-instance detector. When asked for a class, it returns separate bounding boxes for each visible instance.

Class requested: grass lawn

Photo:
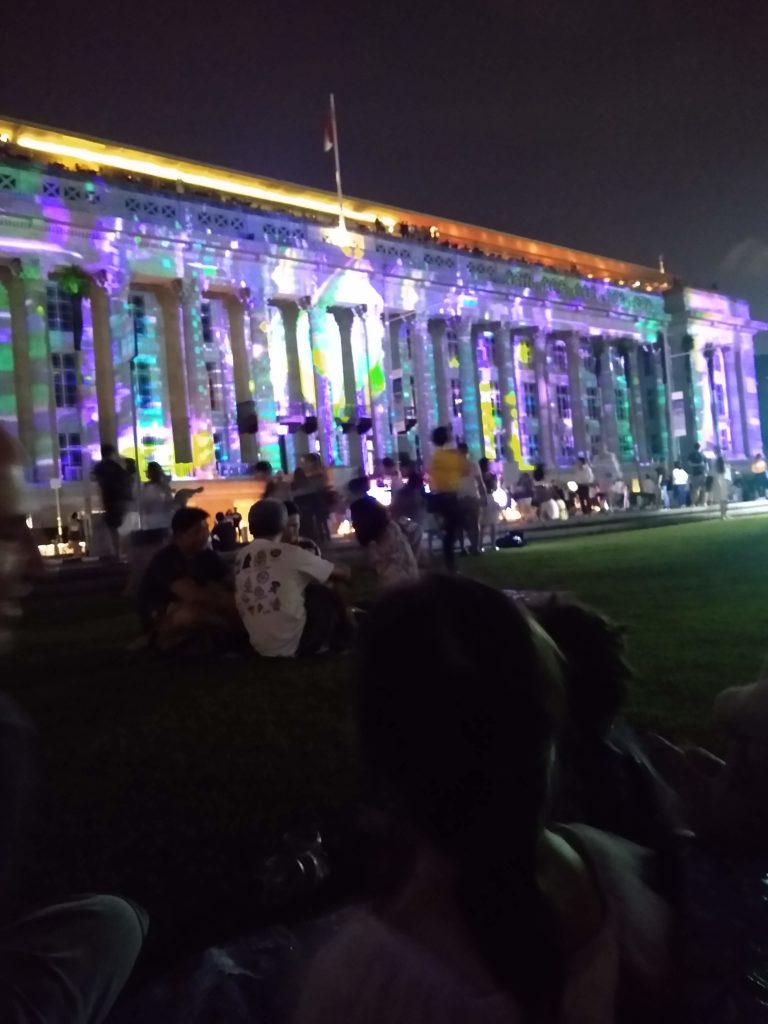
[4,516,768,973]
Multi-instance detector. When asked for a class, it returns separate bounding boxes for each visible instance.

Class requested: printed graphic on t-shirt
[239,548,284,615]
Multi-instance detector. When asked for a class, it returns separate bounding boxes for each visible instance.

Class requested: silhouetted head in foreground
[357,575,564,1017]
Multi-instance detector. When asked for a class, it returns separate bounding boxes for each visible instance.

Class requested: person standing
[478,457,499,550]
[593,443,621,511]
[456,443,484,556]
[671,462,689,507]
[711,455,730,519]
[574,456,595,514]
[751,452,767,500]
[92,444,129,560]
[427,427,464,570]
[211,511,238,552]
[688,443,707,506]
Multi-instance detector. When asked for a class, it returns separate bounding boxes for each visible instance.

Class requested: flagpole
[329,93,346,231]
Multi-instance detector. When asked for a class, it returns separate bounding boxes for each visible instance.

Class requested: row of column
[1,256,758,480]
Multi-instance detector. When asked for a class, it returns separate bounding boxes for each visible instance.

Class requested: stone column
[429,318,452,427]
[225,292,258,465]
[305,302,334,465]
[157,284,192,466]
[625,343,648,463]
[89,273,117,449]
[273,300,309,460]
[566,332,588,458]
[721,344,745,458]
[596,339,619,455]
[355,305,391,461]
[16,263,58,480]
[737,332,763,457]
[177,277,214,453]
[0,262,37,472]
[651,345,670,462]
[455,318,482,457]
[333,306,365,468]
[244,299,280,469]
[493,323,516,462]
[410,316,438,462]
[533,329,555,467]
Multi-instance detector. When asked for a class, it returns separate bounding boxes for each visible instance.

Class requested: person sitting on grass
[296,577,672,1024]
[534,599,681,901]
[236,499,351,657]
[350,494,419,589]
[138,506,240,653]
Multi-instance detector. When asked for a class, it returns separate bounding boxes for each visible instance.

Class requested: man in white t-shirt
[236,500,351,657]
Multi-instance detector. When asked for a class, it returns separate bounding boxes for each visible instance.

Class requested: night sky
[3,0,768,320]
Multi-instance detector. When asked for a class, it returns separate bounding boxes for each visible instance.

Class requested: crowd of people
[4,418,768,1019]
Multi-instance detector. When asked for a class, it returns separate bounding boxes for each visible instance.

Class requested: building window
[450,378,462,417]
[551,341,568,373]
[714,383,726,418]
[46,284,73,333]
[615,387,630,422]
[489,380,501,418]
[135,359,154,410]
[409,375,417,410]
[559,434,574,460]
[619,434,635,462]
[405,332,413,362]
[586,385,600,421]
[206,361,223,412]
[646,386,658,417]
[446,335,460,367]
[213,430,225,462]
[719,427,730,452]
[200,301,213,345]
[556,383,571,419]
[523,381,538,418]
[58,432,82,481]
[130,294,147,339]
[517,340,534,368]
[51,352,78,407]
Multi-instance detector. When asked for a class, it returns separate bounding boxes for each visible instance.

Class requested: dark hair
[292,467,307,484]
[478,457,490,473]
[404,470,425,491]
[358,577,564,1017]
[535,600,629,735]
[171,506,208,536]
[381,456,396,470]
[248,498,287,539]
[533,462,546,482]
[350,495,389,546]
[431,425,449,447]
[254,461,273,476]
[457,442,469,455]
[715,455,726,475]
[283,500,299,517]
[101,444,116,459]
[146,461,165,484]
[347,475,370,498]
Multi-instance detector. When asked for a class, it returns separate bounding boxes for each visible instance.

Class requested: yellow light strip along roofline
[0,117,671,287]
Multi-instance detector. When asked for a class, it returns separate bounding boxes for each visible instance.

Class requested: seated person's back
[236,500,342,657]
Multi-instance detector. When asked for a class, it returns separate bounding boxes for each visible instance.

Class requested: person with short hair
[236,500,351,657]
[427,426,464,570]
[688,443,707,506]
[211,511,238,552]
[138,506,238,651]
[350,495,419,589]
[92,444,130,559]
[750,452,767,500]
[574,456,595,514]
[283,500,321,556]
[671,462,689,507]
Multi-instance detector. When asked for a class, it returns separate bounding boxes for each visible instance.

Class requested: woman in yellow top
[427,426,464,570]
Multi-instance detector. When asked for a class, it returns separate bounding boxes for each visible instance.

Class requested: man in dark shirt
[688,443,707,506]
[139,506,239,650]
[210,511,238,552]
[92,444,129,559]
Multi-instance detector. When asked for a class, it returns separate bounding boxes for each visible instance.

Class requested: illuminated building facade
[0,117,763,492]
